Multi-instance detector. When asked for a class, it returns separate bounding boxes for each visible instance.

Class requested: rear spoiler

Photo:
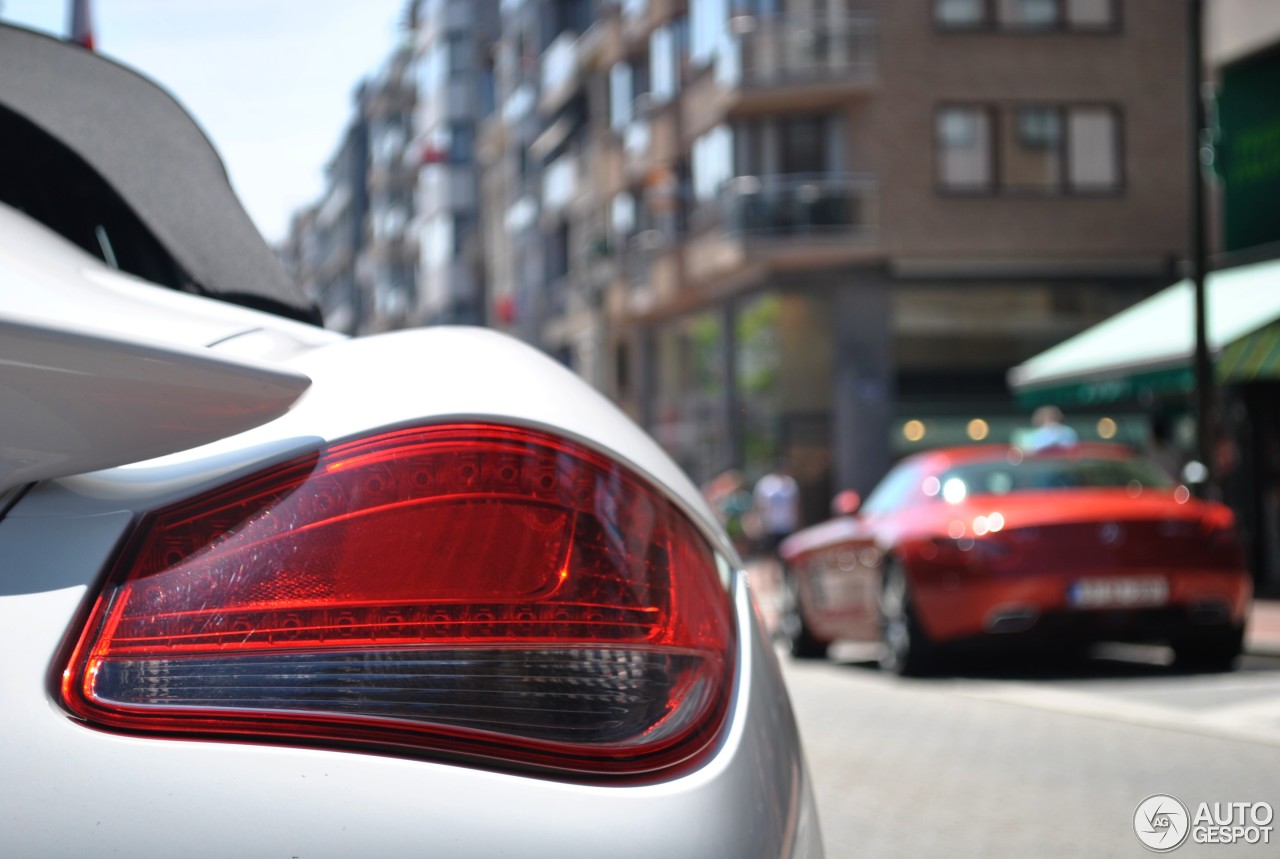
[0,315,310,493]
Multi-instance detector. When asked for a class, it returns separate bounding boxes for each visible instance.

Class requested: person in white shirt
[754,467,800,555]
[1027,405,1078,452]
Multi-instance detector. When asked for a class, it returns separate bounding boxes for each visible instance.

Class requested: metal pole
[1189,0,1215,494]
[722,301,743,472]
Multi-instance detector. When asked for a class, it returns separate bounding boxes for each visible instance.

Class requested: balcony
[417,164,477,216]
[364,80,414,121]
[682,172,879,288]
[684,15,877,134]
[501,83,536,125]
[715,173,876,237]
[542,152,579,213]
[620,229,683,319]
[621,0,686,46]
[622,95,682,181]
[540,31,584,114]
[719,14,877,87]
[623,117,652,163]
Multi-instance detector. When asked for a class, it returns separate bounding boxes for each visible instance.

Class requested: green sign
[1016,366,1194,410]
[1218,48,1280,252]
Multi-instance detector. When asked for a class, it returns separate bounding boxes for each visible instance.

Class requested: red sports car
[778,443,1251,675]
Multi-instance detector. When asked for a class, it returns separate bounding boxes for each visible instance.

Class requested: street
[743,562,1280,857]
[776,622,1280,857]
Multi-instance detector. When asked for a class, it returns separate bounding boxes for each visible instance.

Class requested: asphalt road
[782,646,1280,858]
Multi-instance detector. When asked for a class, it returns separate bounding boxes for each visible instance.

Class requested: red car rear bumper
[912,566,1251,644]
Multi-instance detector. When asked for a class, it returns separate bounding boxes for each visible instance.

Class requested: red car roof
[909,442,1140,473]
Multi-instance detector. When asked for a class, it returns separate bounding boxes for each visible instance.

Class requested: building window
[690,0,729,67]
[716,114,842,178]
[1067,107,1121,189]
[549,0,592,40]
[692,124,734,202]
[423,213,453,267]
[611,193,637,243]
[779,117,832,175]
[935,0,1118,32]
[1063,0,1117,28]
[651,25,678,103]
[446,34,472,74]
[453,214,475,255]
[937,104,1122,194]
[998,0,1060,29]
[1001,106,1062,190]
[935,0,985,28]
[609,62,633,129]
[448,123,474,164]
[937,107,993,192]
[614,342,631,399]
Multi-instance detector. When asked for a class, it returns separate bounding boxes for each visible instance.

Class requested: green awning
[1010,256,1280,407]
[1218,318,1280,382]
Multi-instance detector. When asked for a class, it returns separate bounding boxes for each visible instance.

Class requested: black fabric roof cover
[0,24,320,324]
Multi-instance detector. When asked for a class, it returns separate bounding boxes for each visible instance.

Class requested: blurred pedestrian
[1027,405,1078,451]
[703,470,754,557]
[1148,413,1184,481]
[753,465,800,558]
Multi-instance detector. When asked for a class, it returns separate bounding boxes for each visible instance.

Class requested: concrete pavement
[784,653,1280,858]
[1247,599,1280,656]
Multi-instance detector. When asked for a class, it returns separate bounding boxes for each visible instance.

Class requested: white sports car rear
[0,24,821,858]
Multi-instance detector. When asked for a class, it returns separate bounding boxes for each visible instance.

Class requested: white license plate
[1068,577,1169,609]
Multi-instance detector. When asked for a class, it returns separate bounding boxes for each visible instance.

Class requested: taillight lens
[919,536,1017,569]
[62,424,735,777]
[1200,507,1245,567]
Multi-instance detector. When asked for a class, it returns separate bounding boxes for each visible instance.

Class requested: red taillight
[1199,507,1245,567]
[62,424,735,777]
[919,536,1017,569]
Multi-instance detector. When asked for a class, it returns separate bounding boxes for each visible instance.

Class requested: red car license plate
[1068,577,1169,609]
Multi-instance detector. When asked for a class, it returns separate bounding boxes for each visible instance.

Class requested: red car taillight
[1200,507,1246,567]
[61,424,735,777]
[920,536,1017,569]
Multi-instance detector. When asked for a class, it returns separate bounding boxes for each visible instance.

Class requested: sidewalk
[1247,599,1280,657]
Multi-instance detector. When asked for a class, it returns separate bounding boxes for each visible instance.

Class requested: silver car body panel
[0,510,817,858]
[0,207,822,857]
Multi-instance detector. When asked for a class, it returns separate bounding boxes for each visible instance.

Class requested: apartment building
[480,0,1189,520]
[360,44,418,333]
[480,0,605,367]
[284,1,498,333]
[283,62,407,335]
[292,106,371,335]
[409,0,499,326]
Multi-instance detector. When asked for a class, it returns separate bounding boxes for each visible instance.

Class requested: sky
[1,0,407,243]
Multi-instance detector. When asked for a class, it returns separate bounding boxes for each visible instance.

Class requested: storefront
[1009,258,1280,593]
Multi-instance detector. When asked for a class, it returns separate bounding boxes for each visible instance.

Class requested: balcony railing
[624,118,652,159]
[542,153,578,212]
[541,30,582,106]
[713,173,877,237]
[623,228,669,287]
[716,15,877,88]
